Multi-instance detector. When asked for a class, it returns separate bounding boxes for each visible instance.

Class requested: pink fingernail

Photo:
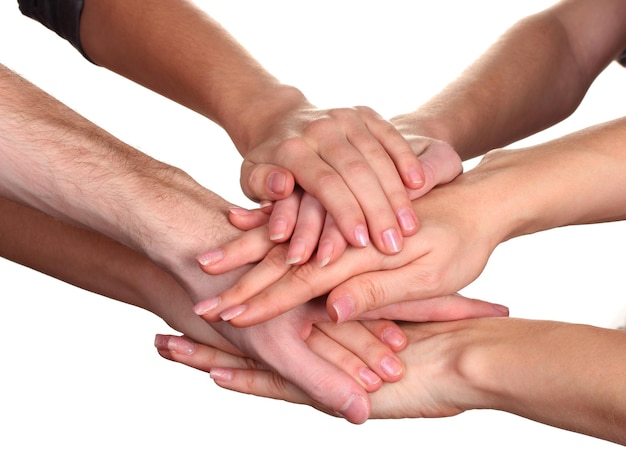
[381,356,403,377]
[210,368,234,382]
[359,368,382,389]
[337,394,369,423]
[396,207,418,233]
[331,295,355,323]
[193,297,221,315]
[153,335,195,355]
[220,304,247,321]
[382,228,402,253]
[196,249,225,266]
[228,207,253,216]
[382,328,406,349]
[354,224,369,247]
[408,166,424,187]
[267,172,286,195]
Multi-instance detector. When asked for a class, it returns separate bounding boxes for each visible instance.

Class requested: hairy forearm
[79,0,307,154]
[393,0,626,159]
[0,64,234,268]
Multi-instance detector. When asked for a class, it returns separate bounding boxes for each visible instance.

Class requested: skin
[0,64,506,423]
[191,0,626,326]
[77,0,437,256]
[156,317,626,445]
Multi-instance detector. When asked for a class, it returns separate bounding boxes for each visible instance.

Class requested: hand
[154,316,501,420]
[241,103,424,255]
[194,166,501,326]
[197,133,462,269]
[158,298,409,424]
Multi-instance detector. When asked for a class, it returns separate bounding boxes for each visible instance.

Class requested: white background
[1,1,625,448]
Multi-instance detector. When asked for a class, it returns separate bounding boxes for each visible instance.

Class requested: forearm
[393,0,626,159]
[0,64,234,268]
[461,319,626,444]
[0,196,240,351]
[79,0,307,154]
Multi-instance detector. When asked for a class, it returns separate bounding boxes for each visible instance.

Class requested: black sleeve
[619,49,626,67]
[17,0,90,60]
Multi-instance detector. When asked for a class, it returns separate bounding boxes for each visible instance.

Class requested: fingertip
[337,394,370,424]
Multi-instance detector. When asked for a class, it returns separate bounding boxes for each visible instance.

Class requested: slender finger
[196,225,276,274]
[315,213,348,267]
[286,193,325,265]
[357,294,510,322]
[315,320,404,383]
[305,327,383,392]
[268,190,302,243]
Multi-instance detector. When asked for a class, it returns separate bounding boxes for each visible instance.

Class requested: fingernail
[196,249,225,266]
[260,200,273,209]
[382,228,402,253]
[354,224,369,247]
[408,166,424,187]
[154,335,195,355]
[493,304,509,315]
[316,241,334,268]
[338,394,369,423]
[285,239,306,265]
[381,355,403,377]
[267,172,286,195]
[382,328,406,349]
[210,368,234,382]
[220,304,247,321]
[396,207,418,233]
[270,217,288,241]
[193,297,221,315]
[228,206,253,216]
[359,367,382,389]
[331,295,355,323]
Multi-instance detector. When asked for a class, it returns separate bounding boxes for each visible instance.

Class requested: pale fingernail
[359,367,382,388]
[331,295,355,323]
[337,394,369,423]
[210,368,234,382]
[316,241,334,268]
[228,206,253,216]
[382,228,402,253]
[260,200,273,209]
[285,240,306,265]
[396,207,418,233]
[220,304,247,321]
[267,172,286,195]
[381,356,403,377]
[493,304,509,315]
[196,248,225,266]
[382,328,406,349]
[193,297,221,316]
[408,166,424,187]
[354,224,369,247]
[270,217,288,241]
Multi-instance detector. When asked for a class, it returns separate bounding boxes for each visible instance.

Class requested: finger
[407,140,463,200]
[305,326,383,392]
[360,109,426,191]
[228,206,270,231]
[154,334,263,370]
[209,367,329,415]
[270,135,371,250]
[240,161,295,202]
[217,245,389,327]
[314,320,404,383]
[194,244,296,323]
[359,319,407,352]
[196,225,276,274]
[315,213,348,267]
[285,193,325,265]
[268,190,302,243]
[312,122,405,254]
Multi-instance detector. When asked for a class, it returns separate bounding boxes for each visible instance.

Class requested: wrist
[225,84,310,155]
